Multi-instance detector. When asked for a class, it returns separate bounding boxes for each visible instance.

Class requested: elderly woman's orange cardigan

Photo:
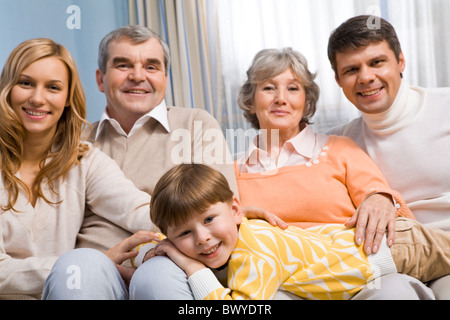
[234,135,414,229]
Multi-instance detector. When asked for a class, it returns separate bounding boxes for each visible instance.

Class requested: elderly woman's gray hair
[238,48,320,129]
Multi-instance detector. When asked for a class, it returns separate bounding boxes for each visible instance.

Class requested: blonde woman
[0,39,157,299]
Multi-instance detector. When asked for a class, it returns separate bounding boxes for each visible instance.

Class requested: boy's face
[166,197,243,269]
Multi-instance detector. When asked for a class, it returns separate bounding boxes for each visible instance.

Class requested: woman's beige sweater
[0,144,152,299]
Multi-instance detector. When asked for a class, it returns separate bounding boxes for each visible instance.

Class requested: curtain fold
[387,0,450,88]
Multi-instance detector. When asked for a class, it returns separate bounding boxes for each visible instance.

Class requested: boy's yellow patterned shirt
[208,218,374,300]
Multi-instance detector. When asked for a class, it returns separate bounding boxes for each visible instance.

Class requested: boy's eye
[205,216,214,224]
[178,230,191,238]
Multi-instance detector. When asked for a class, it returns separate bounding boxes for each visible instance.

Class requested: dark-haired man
[328,15,450,299]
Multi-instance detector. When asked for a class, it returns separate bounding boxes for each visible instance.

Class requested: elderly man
[76,25,237,253]
[44,25,238,299]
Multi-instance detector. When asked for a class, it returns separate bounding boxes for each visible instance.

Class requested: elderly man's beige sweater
[76,106,238,251]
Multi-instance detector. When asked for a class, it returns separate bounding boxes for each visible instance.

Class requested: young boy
[136,164,450,300]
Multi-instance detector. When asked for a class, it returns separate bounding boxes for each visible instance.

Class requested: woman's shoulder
[323,135,368,166]
[77,141,110,163]
[75,141,122,179]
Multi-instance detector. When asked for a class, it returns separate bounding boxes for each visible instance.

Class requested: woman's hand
[104,231,160,285]
[242,206,289,229]
[346,193,396,255]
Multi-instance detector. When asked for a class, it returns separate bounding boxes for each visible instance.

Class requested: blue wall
[0,0,130,123]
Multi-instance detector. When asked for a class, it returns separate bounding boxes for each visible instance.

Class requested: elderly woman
[235,48,418,299]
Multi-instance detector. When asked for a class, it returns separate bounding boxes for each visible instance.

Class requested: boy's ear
[231,196,244,225]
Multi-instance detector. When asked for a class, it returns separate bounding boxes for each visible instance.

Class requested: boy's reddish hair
[150,164,234,235]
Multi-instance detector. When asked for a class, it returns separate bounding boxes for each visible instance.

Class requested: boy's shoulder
[237,218,287,250]
[233,219,278,262]
[240,217,274,232]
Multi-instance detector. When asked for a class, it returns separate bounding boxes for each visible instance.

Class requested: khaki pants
[391,218,450,283]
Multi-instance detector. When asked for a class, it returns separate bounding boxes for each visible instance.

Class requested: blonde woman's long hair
[0,38,91,211]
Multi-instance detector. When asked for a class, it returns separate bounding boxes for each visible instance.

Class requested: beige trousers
[391,218,450,283]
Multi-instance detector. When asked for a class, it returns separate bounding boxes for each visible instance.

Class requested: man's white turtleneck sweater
[330,81,450,231]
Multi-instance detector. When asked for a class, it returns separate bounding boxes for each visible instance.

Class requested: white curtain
[129,0,450,153]
[386,0,450,87]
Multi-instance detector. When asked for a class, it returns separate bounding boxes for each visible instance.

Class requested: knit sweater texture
[76,106,238,251]
[0,144,151,299]
[330,82,450,230]
[188,217,396,300]
[235,135,414,229]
